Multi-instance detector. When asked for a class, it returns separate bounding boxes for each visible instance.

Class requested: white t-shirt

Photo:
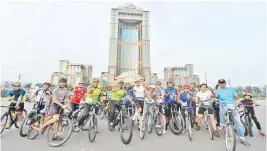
[196,91,212,102]
[133,86,145,98]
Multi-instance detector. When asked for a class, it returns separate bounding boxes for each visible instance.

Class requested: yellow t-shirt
[111,89,126,102]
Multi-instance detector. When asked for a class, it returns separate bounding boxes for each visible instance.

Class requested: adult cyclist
[164,80,177,132]
[109,81,133,126]
[189,83,198,126]
[41,77,70,140]
[78,79,103,129]
[154,81,166,134]
[195,83,219,137]
[132,79,146,121]
[216,79,250,147]
[6,82,26,129]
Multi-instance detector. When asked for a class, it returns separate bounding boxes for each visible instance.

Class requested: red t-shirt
[71,86,86,104]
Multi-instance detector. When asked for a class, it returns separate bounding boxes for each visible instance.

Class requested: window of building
[53,76,58,84]
[145,69,149,76]
[151,77,156,85]
[175,79,180,85]
[112,17,116,23]
[184,78,189,85]
[113,11,116,16]
[75,77,81,85]
[109,68,115,75]
[193,79,199,86]
[68,76,72,85]
[112,27,116,38]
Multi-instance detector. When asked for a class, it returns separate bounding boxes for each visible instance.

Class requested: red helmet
[183,85,190,89]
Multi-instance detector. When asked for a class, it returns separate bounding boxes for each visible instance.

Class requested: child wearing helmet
[240,93,265,136]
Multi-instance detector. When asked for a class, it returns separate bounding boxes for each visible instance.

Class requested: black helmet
[218,79,226,84]
[59,77,67,83]
[200,83,208,88]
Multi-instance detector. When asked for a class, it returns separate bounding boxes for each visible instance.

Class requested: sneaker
[52,135,64,140]
[5,124,11,129]
[240,140,251,147]
[156,125,162,128]
[195,125,200,130]
[109,122,114,126]
[162,130,166,134]
[259,132,265,136]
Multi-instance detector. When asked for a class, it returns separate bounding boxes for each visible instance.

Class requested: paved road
[1,101,266,151]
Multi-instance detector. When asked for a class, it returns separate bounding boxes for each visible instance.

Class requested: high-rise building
[108,3,151,78]
[50,60,92,86]
[164,64,200,86]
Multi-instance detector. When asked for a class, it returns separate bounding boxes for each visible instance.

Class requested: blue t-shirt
[216,87,237,104]
[164,88,177,104]
[123,88,134,102]
[7,89,26,103]
[179,92,193,102]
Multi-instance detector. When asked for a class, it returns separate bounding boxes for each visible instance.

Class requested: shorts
[9,102,24,112]
[191,102,197,116]
[135,98,144,112]
[165,104,172,117]
[198,107,213,114]
[50,103,64,115]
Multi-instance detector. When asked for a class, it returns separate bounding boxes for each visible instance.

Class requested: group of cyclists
[2,77,265,148]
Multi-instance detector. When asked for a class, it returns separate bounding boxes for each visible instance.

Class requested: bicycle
[152,102,165,136]
[168,103,184,135]
[142,99,155,138]
[108,101,133,145]
[45,107,73,147]
[221,104,236,151]
[239,103,260,137]
[181,101,193,141]
[0,104,27,134]
[200,100,214,140]
[19,100,52,138]
[87,104,99,143]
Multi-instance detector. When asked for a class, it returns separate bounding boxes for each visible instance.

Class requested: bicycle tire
[155,112,164,136]
[0,113,8,134]
[98,107,105,119]
[188,117,193,141]
[14,109,28,129]
[46,117,73,147]
[88,114,97,143]
[119,114,133,145]
[169,112,184,135]
[27,124,39,140]
[19,112,34,137]
[207,117,214,140]
[248,116,253,137]
[225,124,236,151]
[139,116,146,139]
[241,116,249,137]
[146,113,153,134]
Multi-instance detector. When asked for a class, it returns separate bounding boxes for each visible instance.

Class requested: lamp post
[204,69,207,84]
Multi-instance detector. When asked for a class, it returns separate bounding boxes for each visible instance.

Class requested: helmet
[12,81,21,87]
[43,82,51,87]
[156,81,162,85]
[166,80,173,84]
[183,85,190,89]
[92,78,99,83]
[200,83,208,88]
[149,85,155,89]
[218,79,226,84]
[125,82,130,85]
[79,80,85,84]
[244,93,252,98]
[118,80,124,84]
[59,77,67,83]
[134,79,140,82]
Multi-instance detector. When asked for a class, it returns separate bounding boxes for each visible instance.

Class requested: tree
[35,83,43,88]
[244,86,252,93]
[23,83,32,93]
[262,85,266,97]
[252,86,262,94]
[234,86,244,93]
[2,81,12,89]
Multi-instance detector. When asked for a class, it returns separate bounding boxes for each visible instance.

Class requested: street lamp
[204,68,207,84]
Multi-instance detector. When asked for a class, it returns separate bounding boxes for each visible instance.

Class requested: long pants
[78,103,98,126]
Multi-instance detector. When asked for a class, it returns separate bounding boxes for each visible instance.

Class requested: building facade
[108,3,151,78]
[50,60,92,86]
[164,64,200,86]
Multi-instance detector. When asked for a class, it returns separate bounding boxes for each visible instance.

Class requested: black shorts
[50,103,64,115]
[135,99,144,111]
[9,102,24,112]
[198,107,213,114]
[165,104,172,117]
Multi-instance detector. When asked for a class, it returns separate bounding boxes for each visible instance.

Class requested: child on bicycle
[240,93,265,136]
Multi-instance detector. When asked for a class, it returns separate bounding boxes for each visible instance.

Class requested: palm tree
[244,86,252,93]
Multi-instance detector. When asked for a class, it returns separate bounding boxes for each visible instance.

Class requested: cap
[218,79,226,84]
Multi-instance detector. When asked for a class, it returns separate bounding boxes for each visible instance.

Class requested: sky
[0,1,266,87]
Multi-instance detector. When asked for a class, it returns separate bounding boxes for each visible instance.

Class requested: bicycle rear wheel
[88,114,97,143]
[98,106,105,119]
[169,112,184,135]
[46,117,73,147]
[225,124,236,151]
[0,113,8,134]
[139,116,146,139]
[248,117,253,137]
[120,114,133,145]
[188,117,193,141]
[20,112,35,137]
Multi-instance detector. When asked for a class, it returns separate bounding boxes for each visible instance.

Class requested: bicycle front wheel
[146,113,153,134]
[0,113,8,134]
[88,114,97,143]
[155,112,164,136]
[139,116,146,139]
[46,117,73,147]
[188,117,193,141]
[120,114,133,145]
[225,124,236,151]
[207,117,214,140]
[169,112,184,135]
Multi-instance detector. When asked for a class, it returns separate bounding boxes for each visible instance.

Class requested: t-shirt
[216,87,237,104]
[111,89,126,102]
[35,89,52,104]
[86,87,103,104]
[179,92,193,106]
[71,86,86,104]
[190,89,198,103]
[196,91,212,102]
[164,88,177,104]
[52,87,69,103]
[133,86,145,98]
[123,88,134,102]
[155,88,164,102]
[7,89,26,103]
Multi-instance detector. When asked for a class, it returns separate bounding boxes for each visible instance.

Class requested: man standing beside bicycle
[6,82,26,129]
[132,79,146,122]
[216,79,250,147]
[189,83,198,126]
[78,79,103,129]
[195,83,219,137]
